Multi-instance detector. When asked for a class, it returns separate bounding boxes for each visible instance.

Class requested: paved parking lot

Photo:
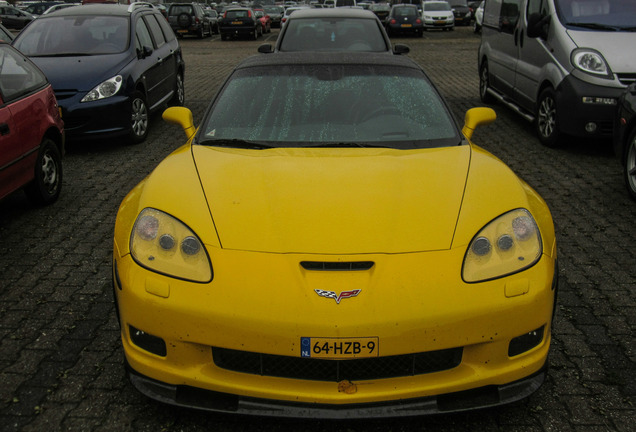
[1,26,634,431]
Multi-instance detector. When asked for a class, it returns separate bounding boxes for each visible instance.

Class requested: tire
[479,60,494,104]
[474,22,481,33]
[25,138,62,205]
[624,128,636,200]
[128,91,149,145]
[169,72,185,107]
[535,87,561,147]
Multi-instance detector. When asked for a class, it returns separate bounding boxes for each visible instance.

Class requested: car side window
[144,14,166,48]
[136,17,154,51]
[500,0,521,33]
[0,46,47,103]
[154,13,177,42]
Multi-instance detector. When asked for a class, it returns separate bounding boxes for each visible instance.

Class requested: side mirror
[526,13,550,39]
[137,45,153,59]
[163,107,196,140]
[258,43,273,53]
[393,44,410,55]
[462,107,496,140]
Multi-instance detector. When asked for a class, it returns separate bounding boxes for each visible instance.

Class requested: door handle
[0,123,10,136]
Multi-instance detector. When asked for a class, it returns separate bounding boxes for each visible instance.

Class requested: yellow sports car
[112,52,557,417]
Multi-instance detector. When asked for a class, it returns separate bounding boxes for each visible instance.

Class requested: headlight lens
[462,209,542,283]
[81,75,123,102]
[130,208,212,282]
[571,49,612,78]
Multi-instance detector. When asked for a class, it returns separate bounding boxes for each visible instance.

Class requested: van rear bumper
[556,76,624,138]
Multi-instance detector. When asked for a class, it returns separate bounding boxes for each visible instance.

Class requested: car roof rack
[128,2,155,12]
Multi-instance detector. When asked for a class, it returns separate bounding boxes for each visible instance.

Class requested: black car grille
[212,347,463,382]
[617,73,636,86]
[300,261,375,271]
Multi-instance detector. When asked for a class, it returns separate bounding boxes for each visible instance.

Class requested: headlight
[462,209,542,283]
[571,49,612,79]
[81,75,123,102]
[130,208,212,282]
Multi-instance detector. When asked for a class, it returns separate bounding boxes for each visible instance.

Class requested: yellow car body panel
[192,145,470,253]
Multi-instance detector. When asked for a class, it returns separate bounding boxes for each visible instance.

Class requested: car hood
[28,53,132,92]
[567,30,636,74]
[192,145,471,254]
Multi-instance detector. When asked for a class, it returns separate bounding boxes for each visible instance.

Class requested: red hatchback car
[0,43,65,205]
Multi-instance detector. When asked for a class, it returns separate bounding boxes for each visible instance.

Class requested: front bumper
[127,362,547,418]
[113,242,557,416]
[58,94,132,141]
[556,74,624,138]
[423,19,454,29]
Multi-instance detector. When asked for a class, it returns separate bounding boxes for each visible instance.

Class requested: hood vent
[300,261,375,271]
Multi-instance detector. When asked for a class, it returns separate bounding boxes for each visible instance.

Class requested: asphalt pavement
[0,26,634,431]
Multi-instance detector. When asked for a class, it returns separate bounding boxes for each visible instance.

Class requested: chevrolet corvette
[112,52,558,417]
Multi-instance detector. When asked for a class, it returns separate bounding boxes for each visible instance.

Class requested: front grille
[212,347,463,382]
[617,73,636,86]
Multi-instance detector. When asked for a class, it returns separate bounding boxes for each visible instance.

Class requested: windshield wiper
[568,22,620,31]
[29,53,93,57]
[198,138,274,149]
[304,142,393,148]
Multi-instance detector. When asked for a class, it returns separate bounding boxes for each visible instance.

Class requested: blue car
[12,4,185,144]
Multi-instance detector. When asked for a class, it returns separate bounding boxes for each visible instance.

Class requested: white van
[478,0,636,146]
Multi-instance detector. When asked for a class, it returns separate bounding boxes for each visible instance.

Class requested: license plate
[435,20,444,24]
[232,21,243,25]
[401,24,412,28]
[300,337,378,359]
[177,29,188,33]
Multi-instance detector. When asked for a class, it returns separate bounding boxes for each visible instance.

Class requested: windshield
[555,0,636,30]
[199,64,460,150]
[280,18,388,52]
[13,16,129,56]
[425,2,452,12]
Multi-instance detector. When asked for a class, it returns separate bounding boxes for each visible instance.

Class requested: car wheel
[128,91,149,144]
[624,128,636,200]
[474,22,481,33]
[479,60,494,104]
[536,87,561,147]
[169,72,185,107]
[198,26,204,39]
[25,138,62,205]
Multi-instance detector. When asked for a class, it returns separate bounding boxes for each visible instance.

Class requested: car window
[144,14,166,48]
[135,17,154,50]
[170,5,194,15]
[0,45,47,103]
[200,64,458,149]
[13,16,129,56]
[154,13,177,42]
[280,18,388,52]
[226,10,250,19]
[394,7,418,17]
[425,2,452,11]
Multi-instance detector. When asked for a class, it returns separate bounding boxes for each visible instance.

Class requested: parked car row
[1,3,186,205]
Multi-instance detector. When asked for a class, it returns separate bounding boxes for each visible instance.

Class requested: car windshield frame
[12,15,130,56]
[196,63,462,150]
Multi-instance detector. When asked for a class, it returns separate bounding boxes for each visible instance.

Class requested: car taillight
[416,18,422,24]
[282,17,286,23]
[390,19,396,24]
[223,11,227,18]
[195,17,200,23]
